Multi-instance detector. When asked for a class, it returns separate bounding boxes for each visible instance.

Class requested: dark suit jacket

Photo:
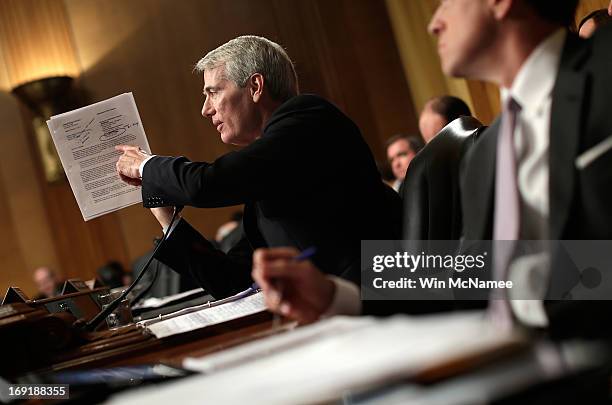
[141,94,402,298]
[461,28,612,339]
[402,116,484,242]
[363,117,485,317]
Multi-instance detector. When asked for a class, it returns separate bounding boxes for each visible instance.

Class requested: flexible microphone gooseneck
[129,252,160,308]
[82,206,184,332]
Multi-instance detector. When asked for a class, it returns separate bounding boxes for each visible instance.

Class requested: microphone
[82,205,183,332]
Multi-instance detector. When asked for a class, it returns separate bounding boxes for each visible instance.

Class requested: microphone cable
[82,206,183,332]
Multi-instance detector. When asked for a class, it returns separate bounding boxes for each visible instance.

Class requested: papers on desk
[46,93,150,221]
[133,289,205,310]
[140,289,266,339]
[109,311,525,405]
[182,316,370,374]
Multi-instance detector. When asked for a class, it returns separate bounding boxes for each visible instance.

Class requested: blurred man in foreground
[255,0,612,341]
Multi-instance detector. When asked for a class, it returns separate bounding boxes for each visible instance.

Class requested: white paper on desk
[108,311,523,405]
[146,292,266,339]
[183,316,371,373]
[133,289,205,310]
[138,286,258,328]
[46,93,150,221]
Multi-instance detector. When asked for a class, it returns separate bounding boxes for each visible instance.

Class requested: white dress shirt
[139,155,155,178]
[500,29,567,327]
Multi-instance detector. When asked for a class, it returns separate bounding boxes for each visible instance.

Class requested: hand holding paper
[115,144,149,186]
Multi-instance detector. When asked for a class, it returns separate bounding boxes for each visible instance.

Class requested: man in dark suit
[429,0,612,339]
[253,116,486,321]
[115,35,401,300]
[385,134,424,193]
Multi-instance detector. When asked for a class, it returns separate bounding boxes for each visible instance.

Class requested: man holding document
[115,35,401,300]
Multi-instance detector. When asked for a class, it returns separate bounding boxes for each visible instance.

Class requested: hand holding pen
[252,247,335,325]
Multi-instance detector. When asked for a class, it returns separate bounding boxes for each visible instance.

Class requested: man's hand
[252,247,335,324]
[609,0,612,16]
[115,144,149,186]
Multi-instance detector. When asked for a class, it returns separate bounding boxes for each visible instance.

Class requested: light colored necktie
[490,97,521,329]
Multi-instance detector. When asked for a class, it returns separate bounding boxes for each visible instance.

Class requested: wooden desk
[2,284,288,379]
[35,311,294,374]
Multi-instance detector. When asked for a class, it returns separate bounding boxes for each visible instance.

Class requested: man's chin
[221,134,245,146]
[439,58,463,77]
[220,132,233,144]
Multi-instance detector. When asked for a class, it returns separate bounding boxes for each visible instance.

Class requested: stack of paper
[141,291,267,339]
[46,93,150,221]
[133,289,206,310]
[109,311,524,405]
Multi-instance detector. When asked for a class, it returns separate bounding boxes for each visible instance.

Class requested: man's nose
[428,8,443,36]
[202,98,214,118]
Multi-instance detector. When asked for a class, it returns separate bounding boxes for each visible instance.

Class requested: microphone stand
[82,206,183,332]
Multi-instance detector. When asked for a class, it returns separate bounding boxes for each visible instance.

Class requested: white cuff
[139,155,156,178]
[321,276,361,318]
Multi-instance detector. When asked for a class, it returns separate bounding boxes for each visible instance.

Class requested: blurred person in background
[32,266,62,299]
[384,134,424,192]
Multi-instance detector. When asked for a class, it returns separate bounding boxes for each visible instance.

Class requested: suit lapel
[549,34,590,240]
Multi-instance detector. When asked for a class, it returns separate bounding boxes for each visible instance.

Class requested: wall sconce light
[11,76,79,182]
[0,0,82,182]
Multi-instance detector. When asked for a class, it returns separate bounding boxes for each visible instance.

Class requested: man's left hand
[115,144,148,186]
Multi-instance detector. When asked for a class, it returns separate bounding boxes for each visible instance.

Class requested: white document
[145,292,267,339]
[133,289,205,310]
[46,93,150,221]
[138,286,259,328]
[182,316,371,374]
[109,311,524,405]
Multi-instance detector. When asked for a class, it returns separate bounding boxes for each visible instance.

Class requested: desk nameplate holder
[0,284,277,379]
[61,278,91,295]
[0,281,155,378]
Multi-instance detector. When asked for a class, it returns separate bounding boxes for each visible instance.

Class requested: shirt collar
[501,29,567,111]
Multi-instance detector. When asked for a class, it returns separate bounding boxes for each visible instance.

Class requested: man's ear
[488,0,513,21]
[249,73,265,102]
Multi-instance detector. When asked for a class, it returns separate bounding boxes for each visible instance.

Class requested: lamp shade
[0,0,80,90]
[12,75,75,117]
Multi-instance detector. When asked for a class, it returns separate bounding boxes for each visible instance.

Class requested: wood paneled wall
[0,0,416,296]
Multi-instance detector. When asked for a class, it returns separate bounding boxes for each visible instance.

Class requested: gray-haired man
[116,35,401,300]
